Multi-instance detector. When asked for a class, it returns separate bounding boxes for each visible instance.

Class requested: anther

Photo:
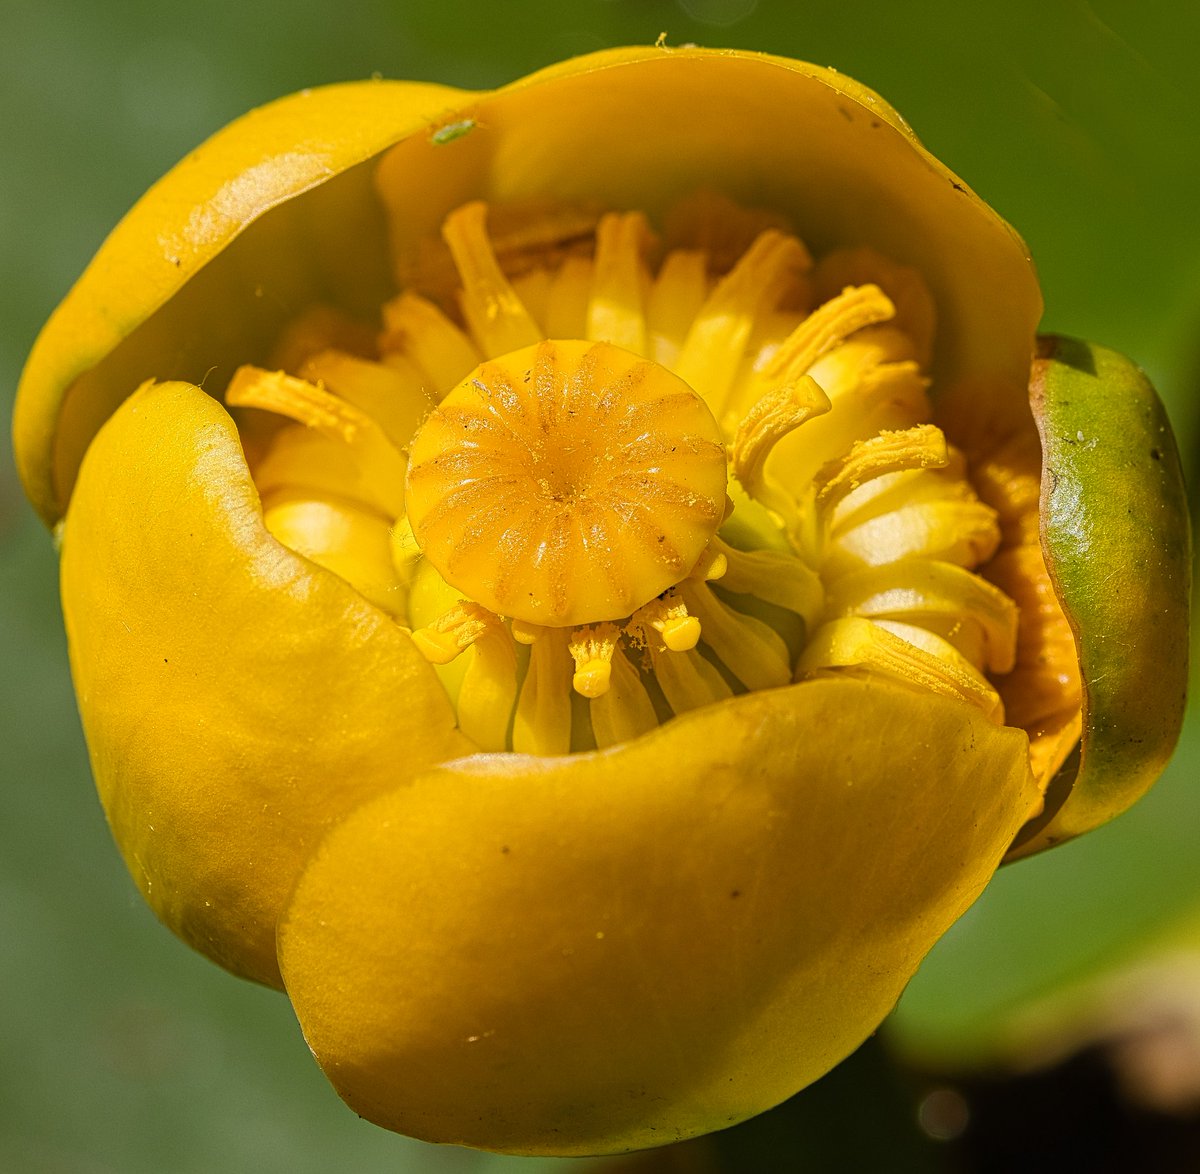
[814,424,949,513]
[759,283,896,385]
[587,211,654,353]
[379,291,482,392]
[634,596,702,653]
[411,601,498,665]
[731,375,832,500]
[569,624,621,698]
[674,229,812,410]
[225,366,408,518]
[442,201,542,357]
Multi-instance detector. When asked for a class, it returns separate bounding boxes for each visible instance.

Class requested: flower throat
[227,192,1019,755]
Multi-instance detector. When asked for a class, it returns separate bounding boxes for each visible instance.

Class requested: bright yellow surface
[406,339,728,627]
[15,77,468,525]
[279,677,1038,1154]
[60,380,470,986]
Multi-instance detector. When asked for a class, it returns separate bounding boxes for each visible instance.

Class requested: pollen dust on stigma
[222,191,1080,776]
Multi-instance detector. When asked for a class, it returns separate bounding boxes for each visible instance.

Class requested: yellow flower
[13,46,1190,1156]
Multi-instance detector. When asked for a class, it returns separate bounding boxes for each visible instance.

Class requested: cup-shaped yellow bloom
[13,46,1190,1155]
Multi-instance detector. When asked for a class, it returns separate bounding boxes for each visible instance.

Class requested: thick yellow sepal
[60,380,472,987]
[15,77,470,527]
[1008,337,1191,855]
[278,678,1039,1155]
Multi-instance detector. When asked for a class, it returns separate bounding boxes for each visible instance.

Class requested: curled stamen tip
[573,660,613,698]
[662,615,701,652]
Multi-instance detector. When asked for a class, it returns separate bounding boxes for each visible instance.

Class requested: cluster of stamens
[226,190,1022,756]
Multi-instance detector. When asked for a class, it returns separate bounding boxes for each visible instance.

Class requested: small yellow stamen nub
[405,339,728,628]
[569,623,621,698]
[634,596,702,652]
[411,601,497,665]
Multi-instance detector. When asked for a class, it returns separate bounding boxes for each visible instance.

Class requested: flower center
[405,339,727,628]
[226,190,1024,757]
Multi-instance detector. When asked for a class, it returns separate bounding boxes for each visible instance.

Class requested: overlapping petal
[61,379,470,986]
[279,678,1038,1154]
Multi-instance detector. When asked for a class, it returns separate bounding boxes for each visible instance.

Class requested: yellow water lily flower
[13,45,1189,1156]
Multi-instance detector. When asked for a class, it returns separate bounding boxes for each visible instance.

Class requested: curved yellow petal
[15,77,471,526]
[1008,337,1191,855]
[278,678,1038,1155]
[60,380,472,987]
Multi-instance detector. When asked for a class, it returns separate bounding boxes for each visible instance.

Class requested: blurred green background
[3,1,1198,1171]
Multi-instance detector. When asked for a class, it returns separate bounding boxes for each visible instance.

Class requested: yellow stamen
[410,600,497,666]
[730,375,832,500]
[674,229,812,410]
[511,268,553,330]
[457,623,520,751]
[299,349,434,451]
[569,623,621,698]
[759,283,896,387]
[710,536,824,627]
[647,249,709,369]
[798,616,1003,721]
[763,359,932,508]
[824,559,1018,674]
[442,201,542,358]
[814,424,949,514]
[587,211,653,353]
[225,366,407,518]
[512,627,574,755]
[649,643,733,716]
[511,619,543,646]
[812,247,937,370]
[543,256,594,340]
[824,488,1002,578]
[688,544,728,583]
[588,647,659,748]
[633,596,702,653]
[677,581,791,691]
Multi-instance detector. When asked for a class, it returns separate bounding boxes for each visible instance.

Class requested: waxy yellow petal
[279,678,1038,1155]
[60,380,470,986]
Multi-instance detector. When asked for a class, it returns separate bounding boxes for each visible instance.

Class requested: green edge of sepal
[1009,335,1191,857]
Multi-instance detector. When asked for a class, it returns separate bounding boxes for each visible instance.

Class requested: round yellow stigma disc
[406,340,728,627]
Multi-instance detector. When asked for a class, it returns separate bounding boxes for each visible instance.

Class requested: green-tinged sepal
[1011,336,1191,856]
